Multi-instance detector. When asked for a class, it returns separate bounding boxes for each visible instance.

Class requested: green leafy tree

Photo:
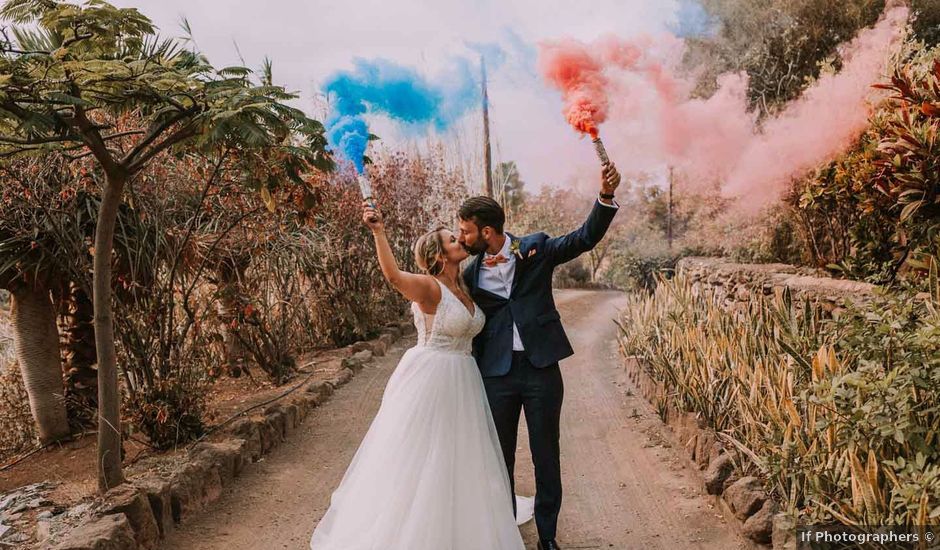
[0,0,331,491]
[690,0,888,115]
[912,0,940,47]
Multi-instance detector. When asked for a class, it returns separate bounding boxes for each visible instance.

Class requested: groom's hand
[600,162,621,205]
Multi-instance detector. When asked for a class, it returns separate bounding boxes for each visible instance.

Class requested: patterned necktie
[483,253,509,268]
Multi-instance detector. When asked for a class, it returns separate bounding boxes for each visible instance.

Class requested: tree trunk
[11,281,70,444]
[589,247,607,283]
[216,257,250,377]
[95,175,126,492]
[59,281,98,427]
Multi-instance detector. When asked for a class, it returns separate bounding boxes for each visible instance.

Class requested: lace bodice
[411,279,485,354]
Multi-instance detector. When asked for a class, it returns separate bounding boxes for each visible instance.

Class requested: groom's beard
[462,241,487,256]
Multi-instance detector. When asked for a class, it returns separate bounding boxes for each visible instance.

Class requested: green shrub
[741,44,940,286]
[126,378,206,451]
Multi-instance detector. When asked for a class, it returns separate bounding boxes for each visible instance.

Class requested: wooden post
[481,56,493,198]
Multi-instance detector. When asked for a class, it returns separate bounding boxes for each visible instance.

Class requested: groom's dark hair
[459,196,505,234]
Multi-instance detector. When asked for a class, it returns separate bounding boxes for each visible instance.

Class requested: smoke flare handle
[357,141,378,222]
[592,137,610,166]
[358,174,379,223]
[357,174,374,203]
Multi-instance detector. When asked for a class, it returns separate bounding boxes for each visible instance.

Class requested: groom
[458,163,621,550]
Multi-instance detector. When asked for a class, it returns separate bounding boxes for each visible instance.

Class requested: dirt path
[163,290,751,550]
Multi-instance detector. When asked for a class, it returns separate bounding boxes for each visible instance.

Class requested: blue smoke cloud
[325,115,369,174]
[466,40,507,71]
[466,28,537,81]
[670,0,720,38]
[323,58,479,173]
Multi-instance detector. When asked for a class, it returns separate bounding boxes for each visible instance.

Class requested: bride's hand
[362,201,384,231]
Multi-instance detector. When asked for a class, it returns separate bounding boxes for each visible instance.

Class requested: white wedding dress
[309,279,533,549]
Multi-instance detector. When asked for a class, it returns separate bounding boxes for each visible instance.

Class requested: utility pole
[667,166,674,251]
[481,56,493,198]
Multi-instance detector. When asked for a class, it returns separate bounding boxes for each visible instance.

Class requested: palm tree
[0,157,78,443]
[8,274,69,443]
[0,155,174,431]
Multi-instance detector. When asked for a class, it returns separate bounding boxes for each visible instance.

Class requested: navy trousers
[483,351,564,542]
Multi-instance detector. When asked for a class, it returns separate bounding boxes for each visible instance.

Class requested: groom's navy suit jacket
[463,200,618,377]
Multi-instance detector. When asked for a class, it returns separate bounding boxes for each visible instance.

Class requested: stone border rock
[623,357,795,549]
[39,320,415,550]
[678,256,877,318]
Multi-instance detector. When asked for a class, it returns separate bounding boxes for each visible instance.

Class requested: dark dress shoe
[537,540,560,550]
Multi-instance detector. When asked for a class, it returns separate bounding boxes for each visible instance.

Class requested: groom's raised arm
[544,163,621,266]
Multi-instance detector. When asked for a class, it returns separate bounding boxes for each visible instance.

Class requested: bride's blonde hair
[413,227,447,276]
[413,227,470,296]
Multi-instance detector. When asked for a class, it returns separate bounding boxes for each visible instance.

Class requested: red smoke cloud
[538,38,610,138]
[538,6,910,208]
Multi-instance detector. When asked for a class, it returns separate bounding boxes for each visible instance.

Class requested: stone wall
[677,256,878,317]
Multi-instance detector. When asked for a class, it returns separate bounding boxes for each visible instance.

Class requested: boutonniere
[509,239,522,260]
[509,239,537,261]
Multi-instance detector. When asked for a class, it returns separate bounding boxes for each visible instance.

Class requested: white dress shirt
[478,234,525,350]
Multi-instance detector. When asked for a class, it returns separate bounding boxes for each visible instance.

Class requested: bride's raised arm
[362,201,439,308]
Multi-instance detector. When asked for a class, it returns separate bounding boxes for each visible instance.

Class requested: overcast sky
[112,0,685,192]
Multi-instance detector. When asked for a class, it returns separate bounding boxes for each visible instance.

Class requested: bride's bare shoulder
[413,275,442,315]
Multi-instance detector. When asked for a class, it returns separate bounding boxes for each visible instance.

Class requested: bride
[309,201,533,549]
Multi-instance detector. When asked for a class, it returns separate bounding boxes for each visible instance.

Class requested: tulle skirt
[309,345,530,550]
